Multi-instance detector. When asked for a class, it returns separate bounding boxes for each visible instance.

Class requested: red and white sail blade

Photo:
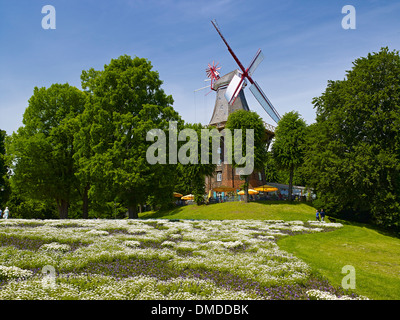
[211,20,247,74]
[249,81,281,124]
[225,73,245,105]
[247,49,264,77]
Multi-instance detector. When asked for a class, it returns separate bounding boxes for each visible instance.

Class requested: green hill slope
[278,224,400,300]
[139,201,316,221]
[140,200,400,300]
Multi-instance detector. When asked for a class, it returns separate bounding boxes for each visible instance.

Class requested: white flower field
[0,218,368,300]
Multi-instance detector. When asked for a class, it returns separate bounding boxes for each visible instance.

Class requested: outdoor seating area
[175,183,313,206]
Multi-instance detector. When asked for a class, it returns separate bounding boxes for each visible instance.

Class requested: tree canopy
[74,55,182,218]
[303,47,400,230]
[8,83,86,218]
[272,111,307,201]
[173,123,216,205]
[0,130,8,207]
[225,110,268,202]
[5,55,217,218]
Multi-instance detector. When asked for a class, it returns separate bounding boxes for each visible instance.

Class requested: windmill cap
[213,69,246,91]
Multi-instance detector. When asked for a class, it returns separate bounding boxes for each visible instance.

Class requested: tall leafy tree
[0,130,8,207]
[75,55,181,218]
[174,123,216,205]
[264,150,307,187]
[272,111,307,201]
[8,84,86,218]
[304,47,400,230]
[225,110,268,203]
[73,70,102,218]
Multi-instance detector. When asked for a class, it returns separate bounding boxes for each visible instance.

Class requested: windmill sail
[249,81,281,124]
[247,49,264,77]
[211,19,281,124]
[225,73,245,105]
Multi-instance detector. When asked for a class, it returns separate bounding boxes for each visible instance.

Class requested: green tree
[272,111,307,202]
[0,130,9,207]
[225,110,268,203]
[304,47,400,230]
[264,151,280,183]
[8,84,86,219]
[174,123,216,205]
[5,191,58,219]
[264,150,307,187]
[75,55,181,218]
[73,71,100,219]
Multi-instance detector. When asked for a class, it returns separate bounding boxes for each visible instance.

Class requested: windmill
[210,19,281,124]
[204,20,278,197]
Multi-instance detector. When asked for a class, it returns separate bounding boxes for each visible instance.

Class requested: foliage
[272,111,307,201]
[264,151,307,187]
[174,123,216,205]
[264,151,280,183]
[7,84,86,219]
[303,47,400,231]
[0,130,9,207]
[5,191,58,219]
[5,55,195,218]
[74,55,182,218]
[225,110,268,202]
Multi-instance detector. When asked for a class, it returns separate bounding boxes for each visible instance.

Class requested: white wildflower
[39,242,71,252]
[0,265,33,280]
[161,241,176,247]
[86,229,109,236]
[306,289,369,300]
[123,240,141,248]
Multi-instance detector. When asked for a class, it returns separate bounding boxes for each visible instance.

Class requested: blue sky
[1,0,400,135]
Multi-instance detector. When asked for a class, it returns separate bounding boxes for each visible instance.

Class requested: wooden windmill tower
[204,20,281,197]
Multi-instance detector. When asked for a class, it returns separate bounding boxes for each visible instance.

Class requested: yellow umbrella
[254,185,278,192]
[173,192,183,198]
[181,194,194,200]
[238,189,259,195]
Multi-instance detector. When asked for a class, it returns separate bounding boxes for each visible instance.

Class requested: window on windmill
[258,172,262,181]
[217,172,222,182]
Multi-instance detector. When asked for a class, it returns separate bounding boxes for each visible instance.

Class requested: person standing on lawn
[3,207,9,219]
[315,209,320,221]
[320,209,326,222]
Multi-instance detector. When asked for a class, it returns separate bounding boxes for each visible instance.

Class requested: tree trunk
[57,199,69,219]
[244,176,249,203]
[82,184,89,219]
[289,167,294,202]
[128,205,138,219]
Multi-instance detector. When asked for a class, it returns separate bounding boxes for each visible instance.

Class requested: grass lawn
[139,200,316,221]
[278,223,400,300]
[141,201,400,300]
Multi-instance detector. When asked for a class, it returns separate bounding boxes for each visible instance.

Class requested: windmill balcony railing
[263,121,276,133]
